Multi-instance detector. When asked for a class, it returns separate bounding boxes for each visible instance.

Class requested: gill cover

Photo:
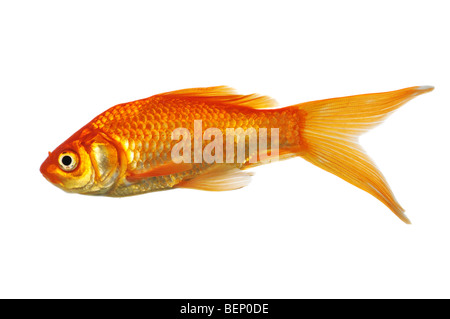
[84,133,122,194]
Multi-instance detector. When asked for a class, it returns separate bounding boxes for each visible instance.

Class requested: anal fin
[176,166,253,191]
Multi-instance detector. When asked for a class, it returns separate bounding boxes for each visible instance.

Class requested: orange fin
[127,162,193,181]
[176,166,253,191]
[156,86,278,109]
[297,86,434,224]
[158,86,236,97]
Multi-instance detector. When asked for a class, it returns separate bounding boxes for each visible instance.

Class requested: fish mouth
[40,169,92,194]
[40,169,68,192]
[42,165,97,194]
[40,160,60,184]
[41,169,64,189]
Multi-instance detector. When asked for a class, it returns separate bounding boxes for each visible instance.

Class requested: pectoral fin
[127,162,193,182]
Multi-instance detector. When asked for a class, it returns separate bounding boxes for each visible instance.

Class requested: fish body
[40,85,434,223]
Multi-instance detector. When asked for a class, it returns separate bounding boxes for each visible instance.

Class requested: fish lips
[40,157,61,185]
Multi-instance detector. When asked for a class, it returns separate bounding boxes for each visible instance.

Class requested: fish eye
[58,151,78,172]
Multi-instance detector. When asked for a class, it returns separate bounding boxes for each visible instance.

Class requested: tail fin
[298,86,434,223]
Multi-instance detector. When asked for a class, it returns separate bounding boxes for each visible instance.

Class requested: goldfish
[40,85,434,223]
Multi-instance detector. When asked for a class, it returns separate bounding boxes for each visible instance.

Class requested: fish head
[40,129,123,195]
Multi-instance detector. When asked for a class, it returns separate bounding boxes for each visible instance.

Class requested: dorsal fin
[155,86,278,109]
[158,86,236,97]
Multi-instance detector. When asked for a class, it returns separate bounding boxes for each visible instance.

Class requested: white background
[0,0,449,298]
